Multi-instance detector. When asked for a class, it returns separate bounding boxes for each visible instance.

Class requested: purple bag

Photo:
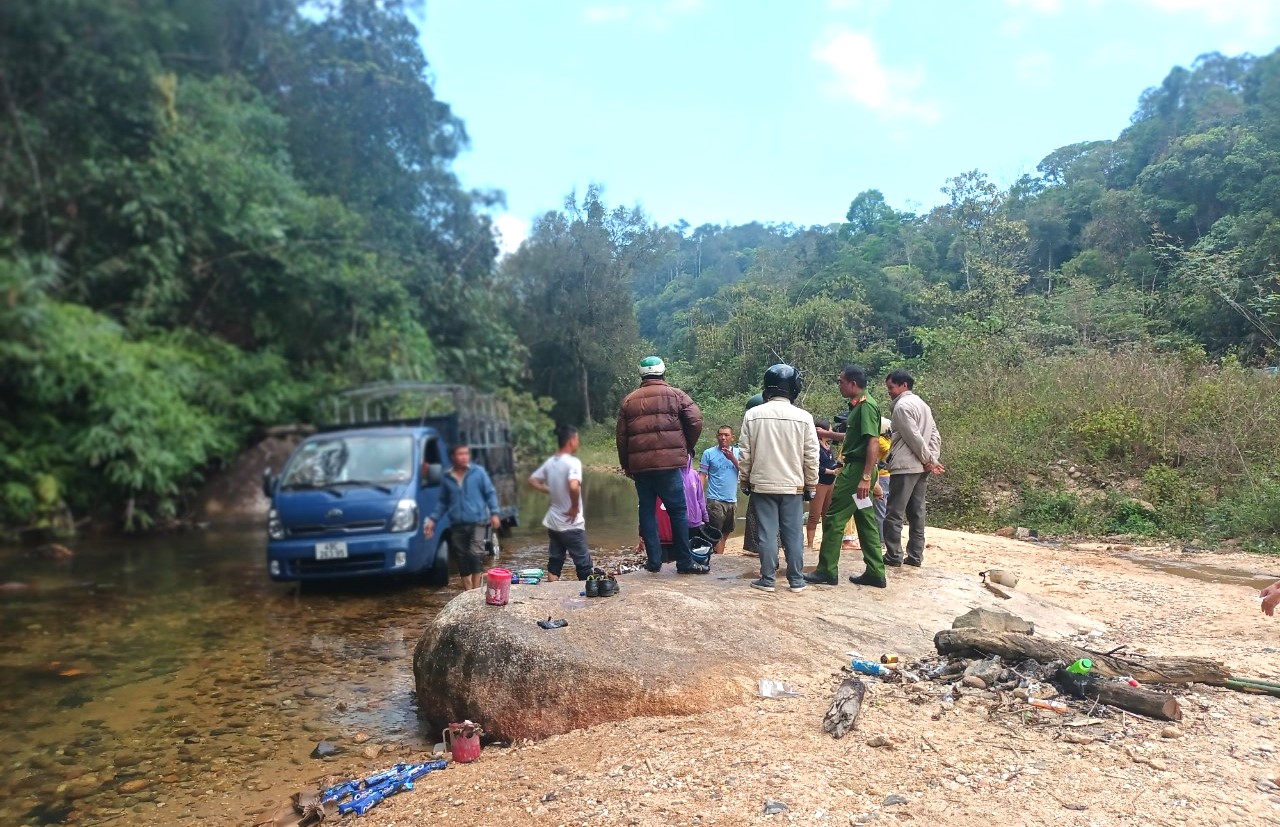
[682,455,708,528]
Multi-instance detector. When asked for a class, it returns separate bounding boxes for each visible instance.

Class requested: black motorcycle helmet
[762,363,801,402]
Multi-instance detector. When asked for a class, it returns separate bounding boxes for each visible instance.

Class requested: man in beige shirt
[739,364,819,593]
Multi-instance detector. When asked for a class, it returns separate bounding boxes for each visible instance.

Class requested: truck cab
[263,384,518,585]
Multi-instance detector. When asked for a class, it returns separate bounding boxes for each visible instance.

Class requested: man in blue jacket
[424,444,501,590]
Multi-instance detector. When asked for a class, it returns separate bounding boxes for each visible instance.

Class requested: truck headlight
[269,560,281,576]
[268,508,285,540]
[393,551,407,568]
[390,499,418,533]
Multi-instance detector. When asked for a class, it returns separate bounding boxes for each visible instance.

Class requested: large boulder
[413,553,1098,742]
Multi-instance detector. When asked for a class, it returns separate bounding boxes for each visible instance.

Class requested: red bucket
[485,568,512,606]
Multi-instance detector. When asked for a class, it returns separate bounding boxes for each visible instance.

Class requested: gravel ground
[248,528,1280,827]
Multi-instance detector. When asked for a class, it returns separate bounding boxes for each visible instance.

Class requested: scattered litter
[320,760,448,817]
[758,678,802,698]
[981,569,1020,588]
[763,800,789,815]
[536,617,568,629]
[851,659,891,677]
[883,794,908,807]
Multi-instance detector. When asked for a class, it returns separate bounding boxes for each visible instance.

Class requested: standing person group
[423,444,502,591]
[699,425,741,555]
[882,369,943,568]
[805,419,840,551]
[615,356,711,575]
[807,366,887,588]
[738,364,818,593]
[528,424,594,582]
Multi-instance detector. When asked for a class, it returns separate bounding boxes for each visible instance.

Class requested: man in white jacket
[884,368,943,567]
[739,364,819,593]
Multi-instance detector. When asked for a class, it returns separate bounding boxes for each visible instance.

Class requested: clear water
[0,471,639,826]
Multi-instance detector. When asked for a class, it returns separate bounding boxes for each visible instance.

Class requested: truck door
[416,434,445,565]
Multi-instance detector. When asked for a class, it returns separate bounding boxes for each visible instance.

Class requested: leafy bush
[1103,496,1160,536]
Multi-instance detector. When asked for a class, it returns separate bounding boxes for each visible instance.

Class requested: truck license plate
[315,541,348,560]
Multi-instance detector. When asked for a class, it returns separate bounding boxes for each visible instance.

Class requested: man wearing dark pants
[883,369,943,568]
[739,365,818,594]
[806,365,886,588]
[423,444,502,591]
[740,393,766,555]
[616,356,709,575]
[529,425,593,581]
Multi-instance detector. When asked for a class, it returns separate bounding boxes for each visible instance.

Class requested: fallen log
[1056,669,1183,721]
[934,629,1232,685]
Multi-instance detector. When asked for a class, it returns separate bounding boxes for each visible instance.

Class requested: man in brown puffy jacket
[616,356,709,574]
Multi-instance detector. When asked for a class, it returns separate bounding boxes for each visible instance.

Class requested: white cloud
[1137,0,1274,26]
[1005,0,1063,11]
[582,0,703,28]
[812,29,941,124]
[1006,0,1272,26]
[583,5,631,23]
[1014,51,1053,86]
[826,0,890,12]
[492,213,529,257]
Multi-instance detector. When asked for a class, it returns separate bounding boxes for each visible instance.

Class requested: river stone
[309,741,340,760]
[963,660,1004,686]
[952,608,1035,635]
[413,553,1098,742]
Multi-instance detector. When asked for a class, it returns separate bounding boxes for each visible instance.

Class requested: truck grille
[291,553,387,576]
[288,520,386,537]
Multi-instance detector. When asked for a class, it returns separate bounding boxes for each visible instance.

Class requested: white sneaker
[788,583,807,593]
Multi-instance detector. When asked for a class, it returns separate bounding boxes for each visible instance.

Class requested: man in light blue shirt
[699,425,741,554]
[424,444,501,591]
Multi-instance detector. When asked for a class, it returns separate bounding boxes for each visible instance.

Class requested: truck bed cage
[322,383,516,482]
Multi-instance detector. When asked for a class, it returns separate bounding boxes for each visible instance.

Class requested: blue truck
[262,384,518,585]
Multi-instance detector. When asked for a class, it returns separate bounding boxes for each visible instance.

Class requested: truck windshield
[280,435,414,490]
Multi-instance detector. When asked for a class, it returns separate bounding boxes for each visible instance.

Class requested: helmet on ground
[745,393,765,411]
[639,356,666,378]
[762,364,801,401]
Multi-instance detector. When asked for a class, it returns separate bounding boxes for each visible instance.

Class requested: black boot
[849,571,887,588]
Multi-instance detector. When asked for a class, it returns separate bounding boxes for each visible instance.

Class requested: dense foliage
[515,51,1280,548]
[0,0,532,530]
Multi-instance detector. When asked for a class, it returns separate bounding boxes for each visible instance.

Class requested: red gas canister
[443,721,483,763]
[485,567,511,606]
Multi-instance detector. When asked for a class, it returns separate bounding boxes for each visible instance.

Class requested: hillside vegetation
[2,2,1277,546]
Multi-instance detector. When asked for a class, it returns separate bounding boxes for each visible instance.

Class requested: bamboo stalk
[1225,678,1280,697]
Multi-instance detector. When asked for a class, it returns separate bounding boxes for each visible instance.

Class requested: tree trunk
[580,363,593,427]
[933,629,1232,685]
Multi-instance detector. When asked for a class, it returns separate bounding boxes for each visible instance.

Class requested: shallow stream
[0,471,639,826]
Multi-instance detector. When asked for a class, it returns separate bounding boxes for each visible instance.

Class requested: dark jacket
[615,379,703,475]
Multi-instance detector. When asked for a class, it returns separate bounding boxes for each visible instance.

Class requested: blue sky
[418,0,1280,251]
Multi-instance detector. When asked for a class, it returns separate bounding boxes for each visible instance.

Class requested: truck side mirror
[423,463,443,487]
[261,468,276,499]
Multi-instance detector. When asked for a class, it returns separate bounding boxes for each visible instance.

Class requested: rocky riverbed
[5,519,1280,826]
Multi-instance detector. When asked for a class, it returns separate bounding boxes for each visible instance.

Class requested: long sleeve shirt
[430,465,500,525]
[887,391,941,474]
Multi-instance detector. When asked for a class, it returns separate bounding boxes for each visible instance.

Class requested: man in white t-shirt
[528,425,594,582]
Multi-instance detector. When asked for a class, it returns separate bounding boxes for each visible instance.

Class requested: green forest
[2,1,1278,547]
